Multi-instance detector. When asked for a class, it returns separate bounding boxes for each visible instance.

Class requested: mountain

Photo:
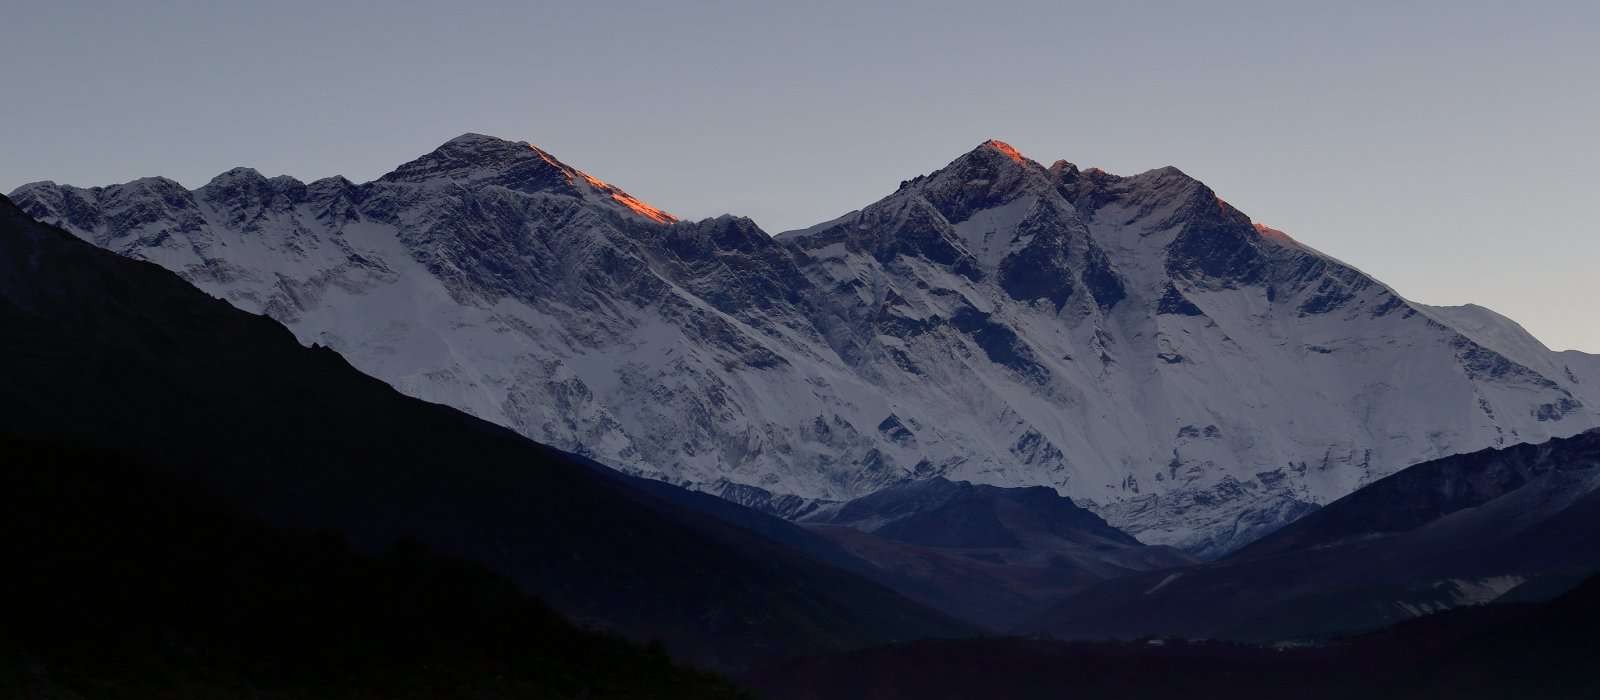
[795,478,1196,628]
[1030,427,1600,641]
[0,437,741,699]
[746,574,1600,700]
[15,135,1599,555]
[0,194,972,671]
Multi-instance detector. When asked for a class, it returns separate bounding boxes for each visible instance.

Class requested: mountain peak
[435,132,569,166]
[381,133,551,183]
[443,131,517,147]
[886,138,1053,223]
[201,167,275,192]
[979,139,1027,163]
[381,134,676,223]
[952,139,1034,169]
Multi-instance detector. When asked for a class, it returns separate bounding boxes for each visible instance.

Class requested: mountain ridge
[13,133,1598,555]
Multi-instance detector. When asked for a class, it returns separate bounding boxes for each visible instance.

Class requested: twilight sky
[3,1,1595,350]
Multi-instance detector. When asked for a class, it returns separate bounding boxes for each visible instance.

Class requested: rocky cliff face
[14,134,1598,555]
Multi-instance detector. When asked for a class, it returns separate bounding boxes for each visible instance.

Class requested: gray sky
[4,1,1596,350]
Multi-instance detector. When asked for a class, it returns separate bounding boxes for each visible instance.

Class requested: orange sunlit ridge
[528,144,678,224]
[982,139,1027,163]
[1218,194,1294,242]
[1252,222,1292,241]
[577,171,678,224]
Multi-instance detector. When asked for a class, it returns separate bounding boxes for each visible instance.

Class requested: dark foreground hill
[0,437,743,699]
[748,574,1600,700]
[0,194,970,672]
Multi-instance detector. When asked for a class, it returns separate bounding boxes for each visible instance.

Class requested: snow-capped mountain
[13,134,1598,555]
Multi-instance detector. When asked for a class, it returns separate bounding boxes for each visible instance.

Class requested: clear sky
[3,1,1595,350]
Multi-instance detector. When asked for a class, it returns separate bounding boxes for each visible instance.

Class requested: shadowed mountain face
[1028,428,1600,642]
[746,575,1600,700]
[795,479,1196,628]
[13,135,1600,555]
[0,196,971,671]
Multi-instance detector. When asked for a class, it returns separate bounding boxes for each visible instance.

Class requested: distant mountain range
[14,134,1598,556]
[13,134,1598,556]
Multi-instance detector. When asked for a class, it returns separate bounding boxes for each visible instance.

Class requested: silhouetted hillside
[0,437,743,699]
[0,194,970,672]
[748,575,1600,700]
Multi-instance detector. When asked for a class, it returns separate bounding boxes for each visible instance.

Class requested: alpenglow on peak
[380,133,677,223]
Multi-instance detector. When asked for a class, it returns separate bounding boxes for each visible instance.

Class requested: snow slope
[14,135,1598,555]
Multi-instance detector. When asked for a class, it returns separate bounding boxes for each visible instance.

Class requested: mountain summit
[978,138,1028,163]
[14,136,1599,555]
[380,132,676,223]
